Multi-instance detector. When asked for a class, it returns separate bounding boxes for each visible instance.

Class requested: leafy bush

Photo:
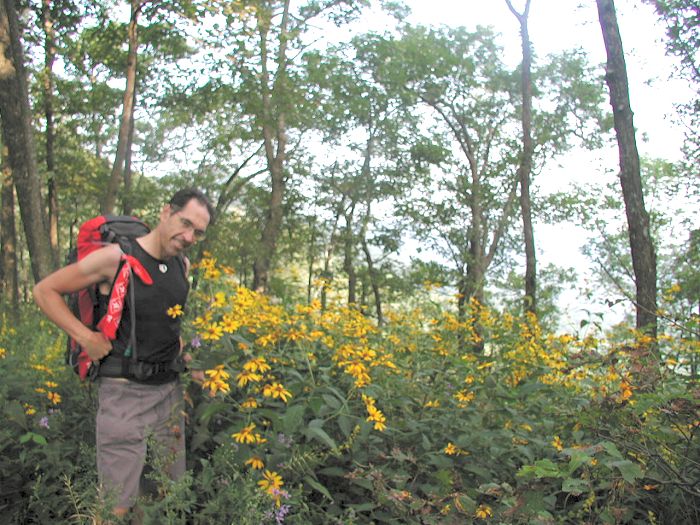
[0,261,697,523]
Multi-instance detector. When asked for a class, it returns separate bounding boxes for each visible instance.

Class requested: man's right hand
[81,330,112,362]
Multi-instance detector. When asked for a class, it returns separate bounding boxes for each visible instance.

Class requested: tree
[0,0,54,282]
[596,0,658,344]
[101,0,141,214]
[1,145,19,317]
[506,0,537,314]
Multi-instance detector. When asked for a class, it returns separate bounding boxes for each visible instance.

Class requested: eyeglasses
[178,216,206,241]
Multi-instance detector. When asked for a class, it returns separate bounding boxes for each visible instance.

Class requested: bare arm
[33,244,122,362]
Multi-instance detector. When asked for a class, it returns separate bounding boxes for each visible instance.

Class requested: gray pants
[96,378,185,509]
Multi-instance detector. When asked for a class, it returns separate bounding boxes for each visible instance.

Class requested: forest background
[0,0,698,524]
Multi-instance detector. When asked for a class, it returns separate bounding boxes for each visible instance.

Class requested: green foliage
[2,284,699,523]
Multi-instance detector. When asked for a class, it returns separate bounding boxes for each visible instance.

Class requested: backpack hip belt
[95,353,187,382]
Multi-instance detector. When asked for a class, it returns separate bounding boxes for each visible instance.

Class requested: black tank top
[99,240,189,380]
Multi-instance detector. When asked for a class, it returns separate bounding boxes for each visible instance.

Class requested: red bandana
[96,254,153,339]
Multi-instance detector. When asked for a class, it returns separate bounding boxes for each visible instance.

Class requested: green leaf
[304,475,333,501]
[32,433,48,446]
[566,449,592,475]
[562,478,589,496]
[282,404,306,434]
[19,432,32,444]
[517,458,562,479]
[610,460,643,483]
[600,441,623,459]
[306,420,338,449]
[322,394,341,410]
[348,502,378,512]
[197,401,229,424]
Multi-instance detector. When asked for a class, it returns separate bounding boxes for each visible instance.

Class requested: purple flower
[275,504,291,524]
[39,416,50,429]
[190,336,202,348]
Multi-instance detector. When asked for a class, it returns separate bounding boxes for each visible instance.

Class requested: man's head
[158,188,214,257]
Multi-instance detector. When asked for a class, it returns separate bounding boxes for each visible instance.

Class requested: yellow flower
[0,347,6,359]
[258,470,284,493]
[232,423,258,444]
[244,357,271,374]
[552,435,564,451]
[454,389,475,406]
[205,364,230,382]
[24,404,36,415]
[202,377,230,395]
[166,304,183,318]
[44,381,58,389]
[362,394,387,431]
[236,370,263,388]
[245,456,265,470]
[211,292,226,308]
[47,391,61,404]
[241,397,259,409]
[475,504,492,519]
[201,322,224,341]
[444,442,459,455]
[262,382,292,403]
[424,400,441,408]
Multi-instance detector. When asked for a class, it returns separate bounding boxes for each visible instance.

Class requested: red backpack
[65,215,151,380]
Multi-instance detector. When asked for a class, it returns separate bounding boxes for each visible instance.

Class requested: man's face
[160,199,210,257]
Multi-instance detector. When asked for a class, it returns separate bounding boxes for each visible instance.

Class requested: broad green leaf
[282,404,306,434]
[562,477,589,496]
[566,449,592,475]
[600,441,623,459]
[610,460,643,483]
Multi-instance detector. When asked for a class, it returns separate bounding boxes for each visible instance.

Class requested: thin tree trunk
[321,200,343,311]
[1,150,19,318]
[507,0,537,314]
[360,205,383,325]
[101,0,140,215]
[307,214,316,304]
[43,0,59,262]
[122,84,137,215]
[252,0,291,293]
[343,203,357,305]
[0,0,54,282]
[596,0,658,340]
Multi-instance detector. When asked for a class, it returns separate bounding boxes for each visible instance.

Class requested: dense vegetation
[1,0,698,523]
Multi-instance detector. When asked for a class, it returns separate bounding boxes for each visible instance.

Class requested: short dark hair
[169,188,215,223]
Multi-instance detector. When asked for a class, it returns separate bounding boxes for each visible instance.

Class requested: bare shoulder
[72,244,124,287]
[35,244,123,296]
[183,256,191,277]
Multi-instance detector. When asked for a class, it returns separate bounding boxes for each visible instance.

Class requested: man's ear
[161,204,173,220]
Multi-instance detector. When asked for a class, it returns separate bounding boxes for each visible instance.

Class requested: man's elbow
[33,279,49,309]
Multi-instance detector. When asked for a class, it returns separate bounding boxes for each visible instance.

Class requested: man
[34,188,213,519]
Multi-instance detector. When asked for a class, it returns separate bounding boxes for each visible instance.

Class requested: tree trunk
[596,0,658,341]
[360,205,383,325]
[122,84,136,215]
[43,0,59,263]
[101,0,140,215]
[343,203,357,305]
[252,0,291,293]
[507,0,537,314]
[1,150,19,318]
[0,0,54,282]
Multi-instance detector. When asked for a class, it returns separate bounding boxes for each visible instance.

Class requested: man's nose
[182,229,195,243]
